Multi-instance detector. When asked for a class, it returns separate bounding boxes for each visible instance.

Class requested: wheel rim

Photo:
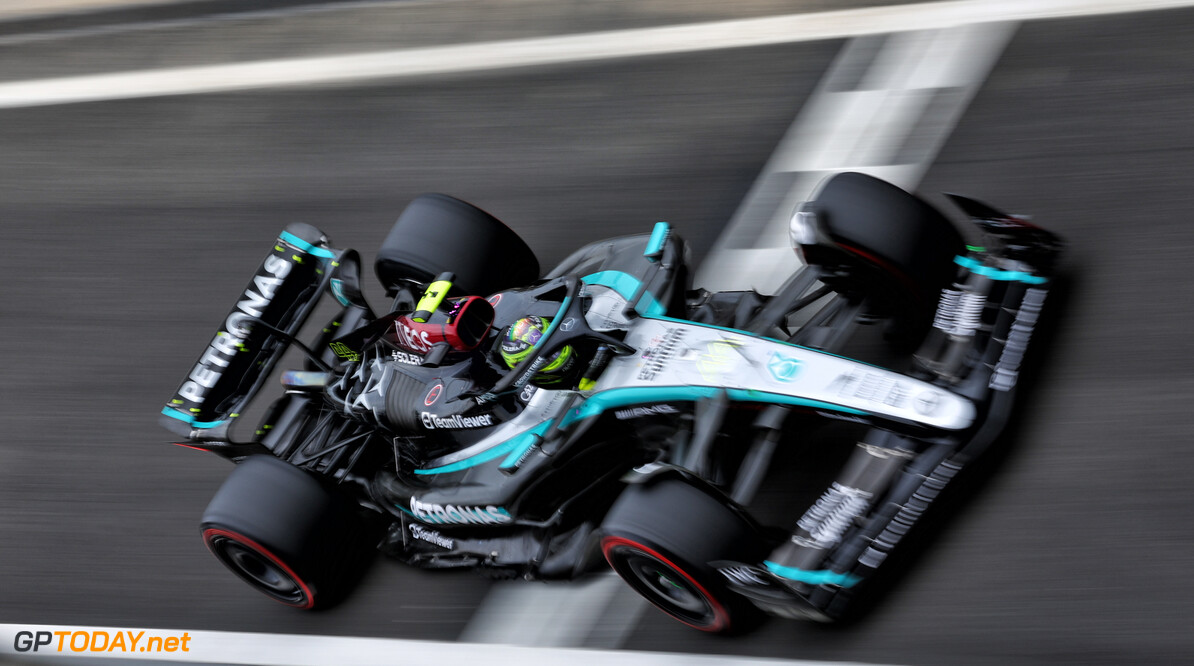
[203,528,313,608]
[602,537,728,632]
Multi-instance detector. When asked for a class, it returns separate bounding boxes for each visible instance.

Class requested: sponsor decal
[474,392,497,405]
[12,629,191,654]
[519,384,538,403]
[487,293,502,307]
[329,341,360,362]
[990,287,1047,391]
[696,339,740,381]
[424,383,443,407]
[789,535,826,549]
[420,411,494,430]
[637,327,685,380]
[409,497,512,525]
[409,523,455,549]
[829,370,910,409]
[559,317,576,331]
[718,565,770,587]
[176,255,292,405]
[514,355,548,388]
[394,320,433,353]
[858,459,961,569]
[508,441,540,470]
[614,404,680,420]
[767,352,802,383]
[391,349,423,366]
[796,482,873,548]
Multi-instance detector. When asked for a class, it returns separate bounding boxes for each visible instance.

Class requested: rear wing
[159,223,367,441]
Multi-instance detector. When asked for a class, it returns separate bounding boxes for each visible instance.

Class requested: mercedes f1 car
[161,172,1062,632]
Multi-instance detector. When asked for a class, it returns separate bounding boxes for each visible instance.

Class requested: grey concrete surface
[1,2,1192,665]
[0,0,926,80]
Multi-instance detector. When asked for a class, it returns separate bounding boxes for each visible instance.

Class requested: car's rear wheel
[600,476,767,633]
[201,455,370,609]
[375,193,540,297]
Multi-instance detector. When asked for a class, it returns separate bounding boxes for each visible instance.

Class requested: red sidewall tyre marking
[601,535,729,633]
[202,527,315,609]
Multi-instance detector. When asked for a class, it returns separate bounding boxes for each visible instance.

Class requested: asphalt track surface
[1,2,1193,665]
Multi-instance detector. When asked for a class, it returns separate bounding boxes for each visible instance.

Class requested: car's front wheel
[600,476,767,633]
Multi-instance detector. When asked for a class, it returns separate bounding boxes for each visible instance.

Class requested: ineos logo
[395,320,432,352]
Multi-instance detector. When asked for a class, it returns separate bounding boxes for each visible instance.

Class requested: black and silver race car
[161,171,1062,632]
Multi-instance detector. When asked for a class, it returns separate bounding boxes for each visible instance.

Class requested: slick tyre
[375,193,540,296]
[200,455,369,609]
[802,172,964,334]
[600,476,766,634]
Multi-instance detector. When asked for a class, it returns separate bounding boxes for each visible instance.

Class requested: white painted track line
[695,21,1018,293]
[460,576,647,648]
[2,0,1194,109]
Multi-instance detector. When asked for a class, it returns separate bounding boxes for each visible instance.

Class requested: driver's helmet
[500,315,577,385]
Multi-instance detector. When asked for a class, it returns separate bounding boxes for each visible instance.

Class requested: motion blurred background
[1,1,1192,664]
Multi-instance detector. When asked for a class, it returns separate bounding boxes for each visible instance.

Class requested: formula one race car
[161,172,1062,632]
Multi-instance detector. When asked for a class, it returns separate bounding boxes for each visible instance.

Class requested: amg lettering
[614,404,680,420]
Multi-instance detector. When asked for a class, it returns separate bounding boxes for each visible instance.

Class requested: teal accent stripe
[414,436,526,475]
[559,386,863,429]
[581,271,666,316]
[415,386,863,476]
[538,295,572,347]
[160,406,226,430]
[764,561,862,588]
[394,503,417,518]
[279,231,335,259]
[499,421,552,468]
[416,421,552,476]
[954,255,1047,284]
[645,222,670,257]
